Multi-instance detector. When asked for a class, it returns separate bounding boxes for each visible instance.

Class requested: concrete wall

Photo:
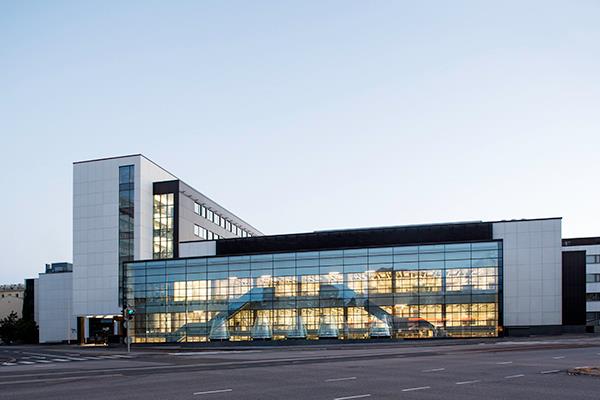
[37,272,76,343]
[493,219,562,328]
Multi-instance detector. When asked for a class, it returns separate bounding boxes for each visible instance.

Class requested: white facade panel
[38,272,75,343]
[587,301,600,312]
[179,241,217,258]
[73,155,175,317]
[493,219,562,327]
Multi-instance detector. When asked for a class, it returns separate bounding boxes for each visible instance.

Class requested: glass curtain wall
[124,241,502,343]
[118,165,134,306]
[153,193,174,259]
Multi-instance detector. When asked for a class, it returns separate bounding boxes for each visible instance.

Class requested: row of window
[587,274,600,283]
[587,255,600,264]
[193,224,222,241]
[587,293,600,301]
[193,202,252,238]
[126,268,498,301]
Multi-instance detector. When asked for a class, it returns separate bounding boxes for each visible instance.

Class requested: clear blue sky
[1,1,599,283]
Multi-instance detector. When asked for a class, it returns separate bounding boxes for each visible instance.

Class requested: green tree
[0,312,19,344]
[0,312,39,344]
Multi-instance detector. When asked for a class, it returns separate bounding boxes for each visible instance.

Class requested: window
[587,255,600,264]
[587,274,600,283]
[207,209,214,222]
[153,193,175,259]
[587,293,600,301]
[194,203,200,215]
[194,224,207,240]
[226,221,231,232]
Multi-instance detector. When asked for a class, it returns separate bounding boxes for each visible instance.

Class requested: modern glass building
[124,239,502,343]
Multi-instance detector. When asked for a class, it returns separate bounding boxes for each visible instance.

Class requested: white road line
[34,360,51,363]
[422,368,445,372]
[2,363,17,366]
[193,389,233,396]
[333,395,371,400]
[51,359,70,362]
[18,361,35,365]
[21,352,64,359]
[326,377,357,382]
[541,370,560,374]
[496,361,513,365]
[552,356,565,359]
[402,387,430,392]
[456,380,480,385]
[504,374,524,379]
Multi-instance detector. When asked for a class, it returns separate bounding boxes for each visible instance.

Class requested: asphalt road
[2,336,600,399]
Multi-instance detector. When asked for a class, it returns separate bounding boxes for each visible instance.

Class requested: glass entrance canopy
[123,241,501,343]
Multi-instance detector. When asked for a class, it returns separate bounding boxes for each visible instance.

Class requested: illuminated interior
[124,241,501,343]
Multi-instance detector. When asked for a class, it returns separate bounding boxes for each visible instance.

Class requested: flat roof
[563,237,600,247]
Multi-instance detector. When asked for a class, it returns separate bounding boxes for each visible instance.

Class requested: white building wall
[73,155,175,317]
[493,219,562,327]
[38,272,75,343]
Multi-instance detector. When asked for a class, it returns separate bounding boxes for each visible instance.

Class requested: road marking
[193,389,233,396]
[504,374,524,379]
[402,386,430,392]
[422,368,445,372]
[34,360,51,363]
[51,359,70,362]
[541,370,560,374]
[18,361,35,365]
[2,363,17,366]
[0,373,122,385]
[326,377,357,382]
[333,395,371,400]
[21,352,64,359]
[456,380,480,385]
[552,356,565,359]
[496,361,513,365]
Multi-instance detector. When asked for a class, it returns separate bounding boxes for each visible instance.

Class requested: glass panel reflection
[124,241,502,343]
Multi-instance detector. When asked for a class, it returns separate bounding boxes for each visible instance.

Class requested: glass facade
[153,193,175,259]
[119,165,134,305]
[124,241,502,343]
